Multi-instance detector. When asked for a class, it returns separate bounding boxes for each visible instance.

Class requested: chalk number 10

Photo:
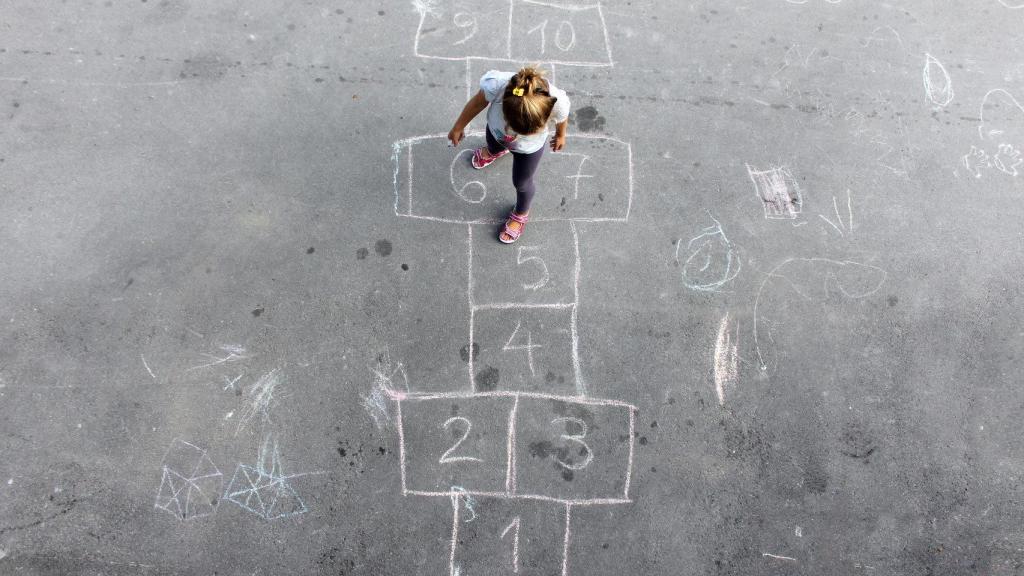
[526,19,577,54]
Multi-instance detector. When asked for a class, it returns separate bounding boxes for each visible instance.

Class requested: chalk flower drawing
[922,54,954,107]
[676,215,741,292]
[958,89,1024,179]
[154,439,223,521]
[224,434,312,520]
[746,165,803,220]
[753,258,887,372]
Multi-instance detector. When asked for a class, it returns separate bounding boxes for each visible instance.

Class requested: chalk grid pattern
[390,2,637,574]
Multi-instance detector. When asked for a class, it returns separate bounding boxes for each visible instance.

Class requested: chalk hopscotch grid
[392,131,635,224]
[392,389,637,505]
[414,0,614,67]
[394,3,636,573]
[468,221,585,395]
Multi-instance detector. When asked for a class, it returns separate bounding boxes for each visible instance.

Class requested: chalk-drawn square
[746,164,803,220]
[154,439,223,521]
[449,497,566,576]
[511,396,634,503]
[400,395,516,496]
[392,133,632,224]
[471,221,577,307]
[472,307,576,394]
[510,0,613,66]
[414,0,512,61]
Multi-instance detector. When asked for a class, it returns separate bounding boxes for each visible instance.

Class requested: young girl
[447,67,570,243]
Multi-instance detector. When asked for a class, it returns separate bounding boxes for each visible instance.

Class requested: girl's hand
[550,133,566,151]
[448,127,464,147]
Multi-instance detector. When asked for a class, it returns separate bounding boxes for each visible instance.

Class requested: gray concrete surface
[2,1,1023,574]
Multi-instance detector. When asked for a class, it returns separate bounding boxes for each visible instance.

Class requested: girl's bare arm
[550,119,568,151]
[448,90,489,146]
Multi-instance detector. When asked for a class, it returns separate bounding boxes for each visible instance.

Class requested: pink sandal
[499,212,528,244]
[472,147,508,170]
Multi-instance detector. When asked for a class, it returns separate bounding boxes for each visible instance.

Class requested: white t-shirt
[480,70,570,155]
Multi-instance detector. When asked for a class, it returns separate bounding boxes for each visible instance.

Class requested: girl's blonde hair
[502,66,557,135]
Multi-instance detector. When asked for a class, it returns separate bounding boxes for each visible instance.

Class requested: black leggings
[486,127,545,214]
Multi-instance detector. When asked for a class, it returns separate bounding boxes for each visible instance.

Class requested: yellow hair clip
[511,87,525,97]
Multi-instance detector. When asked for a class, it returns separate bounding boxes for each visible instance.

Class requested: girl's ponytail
[503,66,557,135]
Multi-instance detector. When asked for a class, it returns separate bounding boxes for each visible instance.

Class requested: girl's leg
[511,146,545,214]
[499,146,545,242]
[484,126,506,156]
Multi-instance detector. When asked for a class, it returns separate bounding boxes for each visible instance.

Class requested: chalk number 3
[551,416,593,470]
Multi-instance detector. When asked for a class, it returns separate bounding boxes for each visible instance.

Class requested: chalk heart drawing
[154,439,223,521]
[753,258,887,373]
[224,435,312,520]
[923,53,953,108]
[676,216,741,292]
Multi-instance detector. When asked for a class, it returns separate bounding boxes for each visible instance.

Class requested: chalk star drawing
[224,435,313,520]
[154,439,223,520]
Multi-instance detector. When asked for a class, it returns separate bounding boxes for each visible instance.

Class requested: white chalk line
[623,404,636,499]
[561,502,573,576]
[448,490,461,576]
[474,302,576,311]
[763,552,797,562]
[569,221,586,396]
[141,354,156,379]
[397,400,408,495]
[407,489,630,506]
[505,395,520,495]
[392,389,637,410]
[467,223,476,393]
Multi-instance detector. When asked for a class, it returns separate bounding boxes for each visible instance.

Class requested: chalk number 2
[440,417,483,464]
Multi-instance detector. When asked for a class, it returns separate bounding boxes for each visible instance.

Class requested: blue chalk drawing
[224,435,314,520]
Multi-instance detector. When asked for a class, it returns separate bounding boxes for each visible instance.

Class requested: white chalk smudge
[363,351,408,429]
[763,552,797,561]
[141,354,156,379]
[235,368,283,435]
[713,313,739,406]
